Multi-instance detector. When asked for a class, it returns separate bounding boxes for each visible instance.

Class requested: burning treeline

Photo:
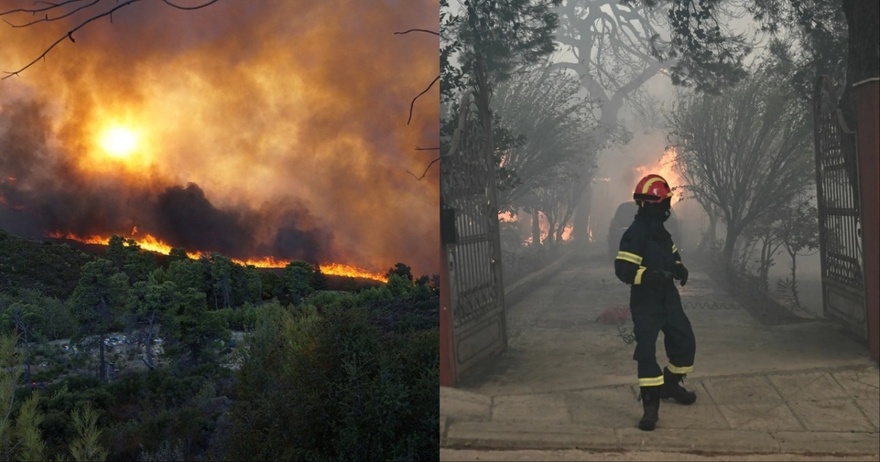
[48,230,389,282]
[0,0,439,278]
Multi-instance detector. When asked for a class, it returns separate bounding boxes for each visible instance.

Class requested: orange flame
[498,211,516,223]
[47,231,389,283]
[317,263,388,283]
[635,147,683,204]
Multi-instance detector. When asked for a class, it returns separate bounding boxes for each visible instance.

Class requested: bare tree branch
[394,28,439,36]
[3,0,100,28]
[161,0,221,11]
[406,157,439,181]
[1,0,83,16]
[2,0,221,79]
[407,74,438,125]
[415,146,440,151]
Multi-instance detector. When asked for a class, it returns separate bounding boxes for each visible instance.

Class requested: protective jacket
[614,209,683,296]
[614,207,695,387]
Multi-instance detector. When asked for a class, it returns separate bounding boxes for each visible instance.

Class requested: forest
[0,229,439,461]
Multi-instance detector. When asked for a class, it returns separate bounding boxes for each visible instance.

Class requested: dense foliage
[0,230,439,461]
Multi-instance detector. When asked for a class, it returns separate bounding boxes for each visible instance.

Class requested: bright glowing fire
[635,147,683,204]
[498,211,575,246]
[99,126,139,158]
[47,232,389,283]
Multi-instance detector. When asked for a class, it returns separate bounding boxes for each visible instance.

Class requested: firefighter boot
[660,367,697,404]
[638,386,661,431]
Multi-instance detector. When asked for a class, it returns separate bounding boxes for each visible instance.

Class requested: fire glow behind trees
[0,0,439,278]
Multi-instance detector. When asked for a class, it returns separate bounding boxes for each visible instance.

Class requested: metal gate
[440,92,507,385]
[813,75,867,340]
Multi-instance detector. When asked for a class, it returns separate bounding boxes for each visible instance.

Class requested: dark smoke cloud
[0,0,439,274]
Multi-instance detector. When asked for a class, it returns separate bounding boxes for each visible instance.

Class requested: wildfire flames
[499,211,574,246]
[48,231,389,283]
[635,147,684,204]
[0,1,438,278]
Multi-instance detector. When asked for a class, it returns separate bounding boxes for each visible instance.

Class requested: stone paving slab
[833,367,880,398]
[657,397,731,431]
[492,393,571,424]
[441,448,880,461]
[565,385,638,428]
[853,399,879,430]
[716,402,805,432]
[786,397,876,432]
[774,430,880,454]
[446,421,620,450]
[769,371,850,400]
[445,420,880,456]
[702,375,784,405]
[440,387,491,421]
[617,427,780,453]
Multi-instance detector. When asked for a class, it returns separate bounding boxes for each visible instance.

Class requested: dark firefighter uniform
[614,173,696,431]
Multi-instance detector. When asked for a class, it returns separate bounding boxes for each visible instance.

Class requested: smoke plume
[0,0,439,275]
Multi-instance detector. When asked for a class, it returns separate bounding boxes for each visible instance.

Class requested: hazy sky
[0,0,440,276]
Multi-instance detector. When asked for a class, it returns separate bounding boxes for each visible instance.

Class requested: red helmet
[633,174,673,204]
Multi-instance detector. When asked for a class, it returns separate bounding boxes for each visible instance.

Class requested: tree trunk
[789,249,801,309]
[722,224,742,272]
[758,238,773,291]
[531,209,541,246]
[99,338,106,382]
[144,312,155,370]
[572,182,593,243]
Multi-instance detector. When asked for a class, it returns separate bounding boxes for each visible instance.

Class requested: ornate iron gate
[440,92,507,384]
[813,75,867,339]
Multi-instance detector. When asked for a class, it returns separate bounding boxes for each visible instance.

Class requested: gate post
[440,245,456,386]
[854,78,880,363]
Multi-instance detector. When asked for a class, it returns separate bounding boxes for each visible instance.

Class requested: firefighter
[614,173,696,431]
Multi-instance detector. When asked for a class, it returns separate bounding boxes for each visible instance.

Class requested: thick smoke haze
[0,0,439,276]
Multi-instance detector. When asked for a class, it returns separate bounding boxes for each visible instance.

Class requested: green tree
[630,0,876,131]
[441,0,563,143]
[223,302,438,461]
[0,333,47,462]
[128,279,178,370]
[773,196,820,310]
[168,247,189,263]
[1,289,78,341]
[311,265,330,292]
[209,253,233,311]
[7,301,39,384]
[105,235,156,283]
[386,263,414,283]
[442,0,562,104]
[283,261,316,305]
[69,259,129,382]
[165,258,208,295]
[0,332,21,460]
[165,288,229,366]
[15,393,46,462]
[68,404,108,462]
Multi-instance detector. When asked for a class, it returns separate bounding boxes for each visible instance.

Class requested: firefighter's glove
[674,264,689,286]
[643,269,673,287]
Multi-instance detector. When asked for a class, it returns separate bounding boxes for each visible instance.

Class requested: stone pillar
[853,78,879,362]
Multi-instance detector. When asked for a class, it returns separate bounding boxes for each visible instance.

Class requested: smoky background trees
[492,65,598,247]
[667,58,814,271]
